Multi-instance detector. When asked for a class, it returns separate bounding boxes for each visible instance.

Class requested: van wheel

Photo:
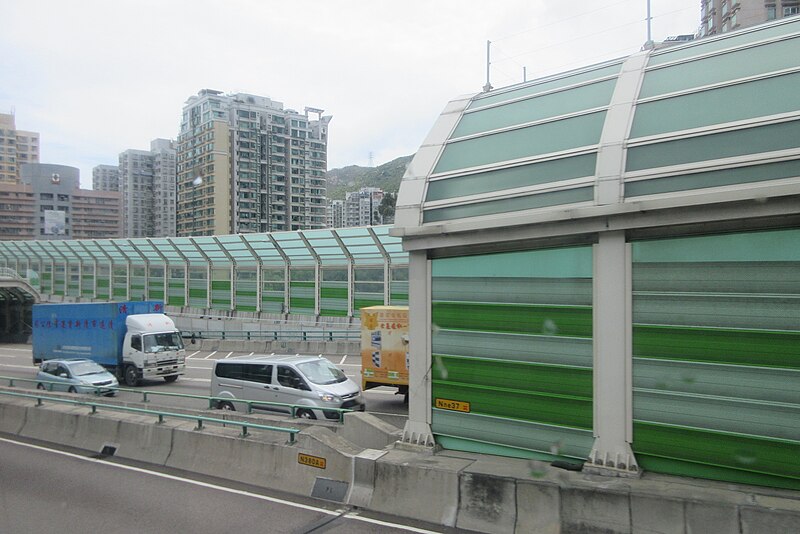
[217,401,235,411]
[68,386,77,393]
[123,365,140,387]
[297,409,316,420]
[36,383,46,391]
[163,375,178,383]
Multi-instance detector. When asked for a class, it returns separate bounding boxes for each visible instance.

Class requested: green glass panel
[354,298,383,310]
[432,302,592,338]
[426,153,596,201]
[639,37,800,99]
[320,287,347,299]
[434,330,592,368]
[433,410,593,461]
[627,158,800,197]
[432,381,592,429]
[320,308,349,317]
[290,297,314,309]
[432,355,592,399]
[626,120,800,171]
[633,422,800,491]
[633,325,800,369]
[632,73,800,138]
[432,247,591,278]
[647,20,800,66]
[290,281,315,288]
[434,112,606,174]
[455,79,615,138]
[423,186,594,223]
[211,281,231,290]
[632,229,800,263]
[467,61,622,109]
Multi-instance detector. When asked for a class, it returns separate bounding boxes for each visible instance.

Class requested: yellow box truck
[360,305,408,402]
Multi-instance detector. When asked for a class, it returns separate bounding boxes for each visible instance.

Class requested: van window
[215,362,272,384]
[277,366,305,389]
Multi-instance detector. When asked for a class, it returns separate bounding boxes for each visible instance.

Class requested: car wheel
[163,375,178,383]
[217,401,235,411]
[36,383,46,391]
[297,409,316,420]
[68,386,77,393]
[123,365,140,387]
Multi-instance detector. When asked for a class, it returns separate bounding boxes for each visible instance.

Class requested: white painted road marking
[0,437,437,533]
[339,355,347,365]
[188,351,201,358]
[224,352,233,359]
[203,351,217,360]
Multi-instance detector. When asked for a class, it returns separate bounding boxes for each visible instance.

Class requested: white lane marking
[0,354,19,358]
[224,352,233,359]
[203,351,217,360]
[339,363,361,367]
[248,352,254,356]
[0,348,32,352]
[0,437,437,533]
[339,355,347,365]
[188,351,202,358]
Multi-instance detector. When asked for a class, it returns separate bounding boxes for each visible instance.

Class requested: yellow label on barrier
[298,453,327,469]
[435,398,471,413]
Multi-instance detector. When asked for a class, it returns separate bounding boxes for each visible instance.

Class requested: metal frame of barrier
[1,375,354,424]
[0,388,300,441]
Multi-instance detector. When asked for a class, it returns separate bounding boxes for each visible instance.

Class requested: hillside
[326,154,413,200]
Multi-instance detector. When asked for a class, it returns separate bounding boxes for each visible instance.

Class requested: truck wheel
[123,365,140,387]
[163,375,178,383]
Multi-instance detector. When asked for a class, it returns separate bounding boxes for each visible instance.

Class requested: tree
[377,192,397,224]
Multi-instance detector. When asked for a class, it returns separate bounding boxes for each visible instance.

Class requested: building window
[785,6,800,16]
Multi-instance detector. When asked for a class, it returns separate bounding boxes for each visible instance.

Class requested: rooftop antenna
[482,40,493,92]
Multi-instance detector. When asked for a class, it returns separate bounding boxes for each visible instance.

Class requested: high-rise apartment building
[327,199,344,228]
[345,187,384,227]
[176,89,331,236]
[92,164,120,192]
[0,163,122,240]
[699,0,799,36]
[0,113,40,183]
[118,139,176,238]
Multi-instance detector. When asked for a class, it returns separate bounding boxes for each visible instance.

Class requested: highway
[0,344,408,427]
[0,435,449,534]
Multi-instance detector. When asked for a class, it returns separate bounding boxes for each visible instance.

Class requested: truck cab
[121,314,186,386]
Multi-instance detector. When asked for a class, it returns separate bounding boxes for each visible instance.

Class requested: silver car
[211,354,365,419]
[36,358,118,396]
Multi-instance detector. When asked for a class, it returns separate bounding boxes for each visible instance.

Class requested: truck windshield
[297,359,347,385]
[143,332,184,353]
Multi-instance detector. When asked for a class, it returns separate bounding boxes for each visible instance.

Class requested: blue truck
[32,301,186,387]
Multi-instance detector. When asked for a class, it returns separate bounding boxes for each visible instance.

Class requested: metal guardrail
[0,388,300,442]
[1,376,354,424]
[183,329,360,342]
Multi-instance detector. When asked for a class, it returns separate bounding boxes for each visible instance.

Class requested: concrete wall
[1,392,798,533]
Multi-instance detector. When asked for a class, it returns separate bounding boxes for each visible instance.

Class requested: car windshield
[297,359,347,385]
[69,361,107,376]
[143,332,185,353]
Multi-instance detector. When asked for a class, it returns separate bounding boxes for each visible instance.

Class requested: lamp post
[191,176,203,236]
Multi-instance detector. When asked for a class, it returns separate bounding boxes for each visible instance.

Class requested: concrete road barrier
[2,390,799,534]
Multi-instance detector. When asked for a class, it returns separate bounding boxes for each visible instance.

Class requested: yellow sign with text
[298,453,327,469]
[435,398,471,413]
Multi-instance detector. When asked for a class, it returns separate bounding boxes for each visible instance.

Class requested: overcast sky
[1,0,700,189]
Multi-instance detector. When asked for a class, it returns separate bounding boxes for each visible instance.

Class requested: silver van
[210,354,365,420]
